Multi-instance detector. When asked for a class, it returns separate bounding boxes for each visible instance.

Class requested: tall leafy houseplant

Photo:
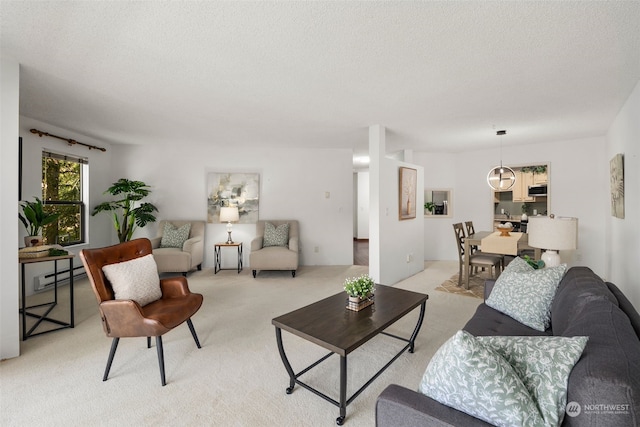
[19,197,61,236]
[92,179,159,243]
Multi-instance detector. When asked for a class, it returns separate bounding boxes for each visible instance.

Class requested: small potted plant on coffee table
[344,274,375,311]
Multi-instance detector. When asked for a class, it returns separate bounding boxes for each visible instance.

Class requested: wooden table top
[272,285,428,356]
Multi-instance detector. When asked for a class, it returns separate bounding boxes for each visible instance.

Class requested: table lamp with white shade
[527,215,578,267]
[219,206,239,244]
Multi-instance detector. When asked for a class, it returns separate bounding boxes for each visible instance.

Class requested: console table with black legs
[19,252,75,341]
[214,242,243,274]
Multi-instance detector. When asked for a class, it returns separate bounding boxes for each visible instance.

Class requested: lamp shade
[527,216,578,250]
[219,206,239,223]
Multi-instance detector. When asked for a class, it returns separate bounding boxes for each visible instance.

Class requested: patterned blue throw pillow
[419,330,544,426]
[486,264,568,331]
[160,223,191,248]
[263,222,289,247]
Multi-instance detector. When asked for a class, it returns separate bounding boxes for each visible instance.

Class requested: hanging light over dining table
[487,129,516,191]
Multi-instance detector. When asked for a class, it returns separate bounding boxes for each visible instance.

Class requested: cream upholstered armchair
[250,220,299,278]
[151,220,205,276]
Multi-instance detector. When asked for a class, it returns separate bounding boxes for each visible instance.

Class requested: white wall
[606,79,640,309]
[18,117,115,297]
[415,136,608,278]
[109,143,354,268]
[355,171,369,239]
[1,57,21,360]
[369,126,425,286]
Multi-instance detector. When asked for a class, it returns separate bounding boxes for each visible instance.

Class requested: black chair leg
[187,318,201,349]
[292,270,296,278]
[252,270,257,278]
[103,337,120,382]
[147,337,151,348]
[156,336,166,386]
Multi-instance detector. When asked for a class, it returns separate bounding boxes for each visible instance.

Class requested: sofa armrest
[288,236,299,252]
[376,384,491,427]
[251,237,263,251]
[150,237,161,249]
[484,279,496,300]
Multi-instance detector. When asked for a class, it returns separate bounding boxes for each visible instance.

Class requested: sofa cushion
[160,222,191,248]
[486,264,567,331]
[558,297,640,426]
[102,254,161,306]
[476,335,588,427]
[263,222,289,247]
[464,304,552,337]
[419,330,543,427]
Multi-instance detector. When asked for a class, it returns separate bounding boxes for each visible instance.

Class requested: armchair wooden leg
[156,336,166,386]
[187,319,201,349]
[147,337,151,348]
[252,270,257,278]
[103,337,120,382]
[292,270,296,278]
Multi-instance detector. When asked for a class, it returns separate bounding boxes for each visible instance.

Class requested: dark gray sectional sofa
[376,267,640,426]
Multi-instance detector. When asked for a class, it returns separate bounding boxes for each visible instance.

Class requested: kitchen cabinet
[512,171,535,202]
[533,171,547,184]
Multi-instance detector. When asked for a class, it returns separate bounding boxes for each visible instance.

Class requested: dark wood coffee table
[272,284,428,425]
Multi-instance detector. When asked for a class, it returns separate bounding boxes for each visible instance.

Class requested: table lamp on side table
[527,215,578,267]
[220,206,239,244]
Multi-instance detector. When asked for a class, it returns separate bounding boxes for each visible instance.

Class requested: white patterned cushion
[486,264,568,331]
[263,222,289,247]
[505,256,535,273]
[477,335,588,427]
[102,254,162,306]
[160,222,191,248]
[419,330,544,426]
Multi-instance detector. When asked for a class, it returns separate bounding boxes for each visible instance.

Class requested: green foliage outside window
[42,153,85,245]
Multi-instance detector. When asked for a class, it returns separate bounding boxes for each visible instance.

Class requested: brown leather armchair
[80,238,203,386]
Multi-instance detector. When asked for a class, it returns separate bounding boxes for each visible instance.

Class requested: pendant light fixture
[487,129,516,191]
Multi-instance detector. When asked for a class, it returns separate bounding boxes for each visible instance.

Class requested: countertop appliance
[528,184,547,197]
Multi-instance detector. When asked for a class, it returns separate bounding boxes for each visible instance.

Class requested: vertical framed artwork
[610,153,624,219]
[207,172,260,223]
[399,167,417,220]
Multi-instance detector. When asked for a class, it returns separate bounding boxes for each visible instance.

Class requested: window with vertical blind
[42,151,87,245]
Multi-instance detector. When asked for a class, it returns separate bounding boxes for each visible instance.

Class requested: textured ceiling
[2,1,640,156]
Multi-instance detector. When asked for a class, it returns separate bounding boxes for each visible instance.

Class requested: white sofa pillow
[102,254,162,306]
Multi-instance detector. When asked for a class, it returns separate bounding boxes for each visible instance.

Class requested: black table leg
[408,302,426,353]
[337,355,347,425]
[275,327,296,393]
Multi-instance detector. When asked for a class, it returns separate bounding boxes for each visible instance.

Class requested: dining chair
[79,238,203,386]
[453,223,503,287]
[465,220,504,268]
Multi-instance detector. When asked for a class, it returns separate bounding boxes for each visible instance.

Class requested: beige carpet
[435,272,494,299]
[1,261,481,427]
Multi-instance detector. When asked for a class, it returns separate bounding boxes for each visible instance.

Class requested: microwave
[528,184,547,197]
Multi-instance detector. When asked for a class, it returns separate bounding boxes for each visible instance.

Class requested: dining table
[463,231,541,289]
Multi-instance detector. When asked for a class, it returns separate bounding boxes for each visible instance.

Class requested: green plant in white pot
[91,178,159,243]
[19,197,61,247]
[344,274,375,301]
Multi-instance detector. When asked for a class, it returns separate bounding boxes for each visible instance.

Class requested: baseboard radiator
[34,265,86,292]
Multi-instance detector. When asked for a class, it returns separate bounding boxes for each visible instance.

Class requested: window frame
[41,150,88,246]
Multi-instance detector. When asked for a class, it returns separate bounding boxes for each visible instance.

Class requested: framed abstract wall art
[207,172,260,223]
[610,153,624,219]
[399,166,417,220]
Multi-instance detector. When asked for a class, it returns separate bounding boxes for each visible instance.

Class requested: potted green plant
[92,179,159,243]
[424,202,436,215]
[19,197,61,246]
[344,274,375,301]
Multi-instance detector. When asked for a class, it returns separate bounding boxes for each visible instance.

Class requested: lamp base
[226,231,234,244]
[541,250,560,268]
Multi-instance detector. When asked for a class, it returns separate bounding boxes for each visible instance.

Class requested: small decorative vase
[346,294,375,311]
[24,235,43,247]
[521,213,528,221]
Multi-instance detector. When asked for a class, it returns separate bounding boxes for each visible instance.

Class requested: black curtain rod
[30,128,106,152]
